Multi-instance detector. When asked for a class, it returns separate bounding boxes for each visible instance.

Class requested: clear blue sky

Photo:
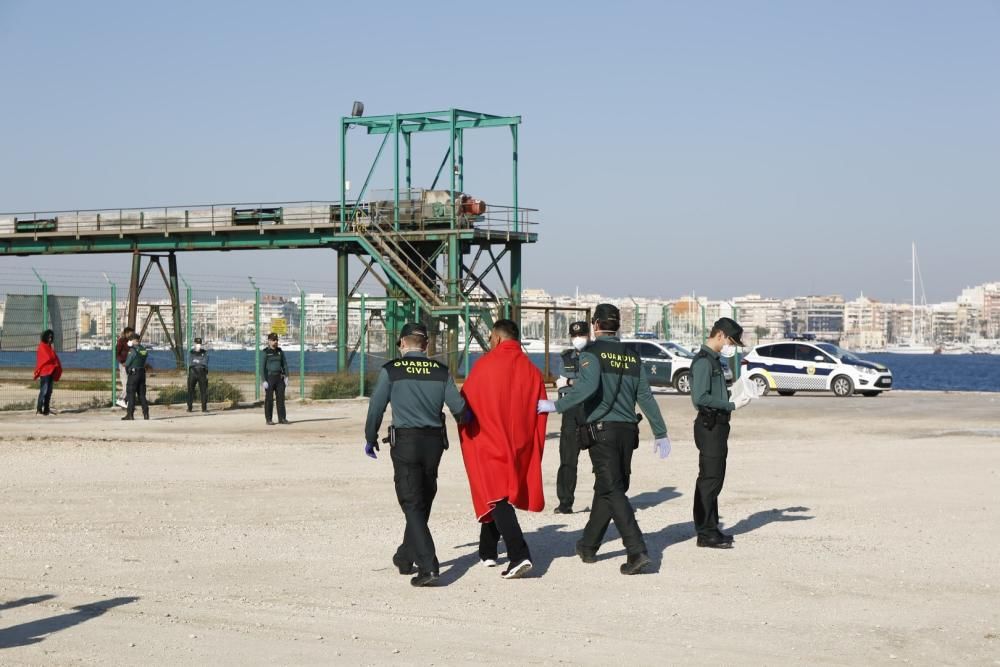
[1,0,998,303]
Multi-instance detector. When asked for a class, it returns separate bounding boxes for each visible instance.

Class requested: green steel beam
[365,117,521,135]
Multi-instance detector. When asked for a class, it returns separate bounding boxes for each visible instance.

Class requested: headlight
[858,366,877,376]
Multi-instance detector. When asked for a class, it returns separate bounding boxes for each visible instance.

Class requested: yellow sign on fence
[270,317,288,335]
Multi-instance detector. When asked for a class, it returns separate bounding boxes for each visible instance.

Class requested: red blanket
[458,340,548,522]
[34,342,62,381]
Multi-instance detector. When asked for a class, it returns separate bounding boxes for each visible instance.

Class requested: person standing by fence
[33,329,62,416]
[187,337,209,412]
[121,333,150,421]
[115,326,134,409]
[261,333,289,425]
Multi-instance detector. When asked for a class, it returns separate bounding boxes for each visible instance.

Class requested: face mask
[720,344,736,358]
[194,344,202,351]
[127,340,135,347]
[571,337,588,351]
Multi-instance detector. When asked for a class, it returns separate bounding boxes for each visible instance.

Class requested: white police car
[741,341,892,397]
[623,339,731,394]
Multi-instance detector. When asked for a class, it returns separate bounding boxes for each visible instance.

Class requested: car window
[638,343,665,359]
[756,345,773,357]
[768,343,796,360]
[797,344,833,363]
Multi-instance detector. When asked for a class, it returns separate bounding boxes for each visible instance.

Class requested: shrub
[0,400,36,412]
[311,373,377,399]
[153,379,245,406]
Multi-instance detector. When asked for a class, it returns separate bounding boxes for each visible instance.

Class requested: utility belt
[127,367,145,375]
[189,366,208,375]
[383,414,449,450]
[697,407,731,429]
[577,415,642,450]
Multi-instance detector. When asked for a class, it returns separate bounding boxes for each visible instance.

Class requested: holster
[698,408,730,429]
[439,412,449,451]
[576,423,594,450]
[383,426,396,448]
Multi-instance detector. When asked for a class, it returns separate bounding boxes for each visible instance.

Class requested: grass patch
[0,400,37,411]
[311,373,377,399]
[153,379,245,407]
[26,379,112,392]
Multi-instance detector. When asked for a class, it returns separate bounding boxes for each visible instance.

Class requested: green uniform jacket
[124,344,148,371]
[364,352,467,445]
[690,345,736,412]
[261,346,288,377]
[554,335,667,438]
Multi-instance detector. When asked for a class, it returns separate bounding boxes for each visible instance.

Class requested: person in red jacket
[34,329,62,416]
[114,326,134,408]
[458,319,548,579]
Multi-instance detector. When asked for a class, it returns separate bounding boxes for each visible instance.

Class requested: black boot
[620,552,651,575]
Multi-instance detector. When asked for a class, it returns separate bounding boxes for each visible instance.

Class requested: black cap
[400,322,428,341]
[194,337,203,344]
[569,321,590,337]
[267,332,279,341]
[713,317,746,347]
[592,303,620,323]
[129,332,140,341]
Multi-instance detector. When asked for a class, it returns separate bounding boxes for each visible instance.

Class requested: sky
[1,0,998,303]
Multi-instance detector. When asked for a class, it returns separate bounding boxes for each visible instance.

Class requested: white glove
[733,394,751,410]
[537,399,557,414]
[555,376,569,390]
[262,381,269,392]
[653,437,672,459]
[283,376,290,387]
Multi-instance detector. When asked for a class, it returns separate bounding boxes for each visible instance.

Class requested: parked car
[622,339,732,394]
[741,341,893,397]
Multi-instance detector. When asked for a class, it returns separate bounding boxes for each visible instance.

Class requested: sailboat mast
[911,242,917,343]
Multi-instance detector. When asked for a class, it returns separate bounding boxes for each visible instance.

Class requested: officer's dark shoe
[279,419,291,425]
[620,552,651,575]
[501,559,533,579]
[575,542,597,564]
[121,415,133,421]
[186,407,192,413]
[410,572,439,587]
[553,505,573,514]
[201,407,208,413]
[716,531,734,544]
[392,555,415,575]
[696,534,735,549]
[266,420,275,426]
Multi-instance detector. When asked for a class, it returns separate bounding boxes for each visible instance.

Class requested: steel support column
[337,248,349,372]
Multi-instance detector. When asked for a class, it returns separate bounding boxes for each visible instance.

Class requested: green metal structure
[0,108,538,375]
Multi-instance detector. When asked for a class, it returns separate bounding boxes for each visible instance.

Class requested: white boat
[886,242,935,354]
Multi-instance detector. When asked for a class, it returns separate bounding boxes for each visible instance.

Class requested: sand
[0,391,998,665]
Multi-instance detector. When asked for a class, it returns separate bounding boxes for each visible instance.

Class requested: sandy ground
[0,391,998,665]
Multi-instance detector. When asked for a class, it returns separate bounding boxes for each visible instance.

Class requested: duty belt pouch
[576,423,594,450]
[698,408,719,430]
[383,426,396,449]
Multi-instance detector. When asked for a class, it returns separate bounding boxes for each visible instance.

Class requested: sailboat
[885,242,936,354]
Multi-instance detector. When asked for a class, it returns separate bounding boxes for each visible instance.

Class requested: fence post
[32,268,48,332]
[104,274,118,405]
[463,300,470,377]
[733,305,741,379]
[250,277,261,401]
[359,294,367,397]
[294,281,306,399]
[182,278,193,371]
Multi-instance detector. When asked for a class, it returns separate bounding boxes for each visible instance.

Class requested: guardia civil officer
[538,304,670,575]
[554,321,591,514]
[121,333,149,421]
[261,333,289,425]
[187,337,209,412]
[690,317,751,548]
[364,323,468,587]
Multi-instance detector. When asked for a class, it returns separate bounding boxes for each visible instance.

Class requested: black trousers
[693,419,730,536]
[264,373,286,422]
[187,370,208,410]
[580,423,646,557]
[478,499,531,565]
[36,374,54,414]
[391,430,445,575]
[125,369,149,418]
[556,403,586,509]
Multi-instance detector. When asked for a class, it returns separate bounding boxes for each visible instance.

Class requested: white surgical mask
[127,340,135,347]
[720,344,736,358]
[571,337,588,351]
[194,344,202,351]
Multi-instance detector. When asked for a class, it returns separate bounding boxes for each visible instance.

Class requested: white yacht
[885,242,936,354]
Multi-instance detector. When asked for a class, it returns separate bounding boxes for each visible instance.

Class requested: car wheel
[777,390,796,397]
[750,374,770,396]
[673,370,692,395]
[861,391,881,397]
[831,375,854,397]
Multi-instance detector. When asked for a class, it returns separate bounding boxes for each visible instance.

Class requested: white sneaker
[481,558,498,568]
[115,400,127,408]
[501,559,532,579]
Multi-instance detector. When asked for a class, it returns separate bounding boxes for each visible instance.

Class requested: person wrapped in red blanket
[458,319,548,579]
[34,329,62,415]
